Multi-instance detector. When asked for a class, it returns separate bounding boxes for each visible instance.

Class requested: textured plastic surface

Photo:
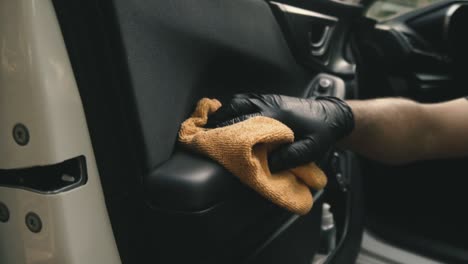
[146,151,242,211]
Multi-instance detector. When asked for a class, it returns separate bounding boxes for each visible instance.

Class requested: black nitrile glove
[207,94,354,172]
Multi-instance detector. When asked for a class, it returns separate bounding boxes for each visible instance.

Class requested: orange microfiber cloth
[179,98,327,215]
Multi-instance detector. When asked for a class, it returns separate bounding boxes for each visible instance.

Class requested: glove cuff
[316,96,355,138]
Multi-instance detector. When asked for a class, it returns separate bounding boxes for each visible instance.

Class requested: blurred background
[367,0,443,20]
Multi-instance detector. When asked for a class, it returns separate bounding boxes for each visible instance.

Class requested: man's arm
[210,94,468,171]
[342,97,468,164]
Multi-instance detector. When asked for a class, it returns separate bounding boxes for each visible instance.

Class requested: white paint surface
[0,0,121,263]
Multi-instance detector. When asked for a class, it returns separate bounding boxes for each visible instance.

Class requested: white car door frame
[0,0,121,263]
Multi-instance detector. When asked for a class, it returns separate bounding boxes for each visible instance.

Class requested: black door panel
[110,1,320,262]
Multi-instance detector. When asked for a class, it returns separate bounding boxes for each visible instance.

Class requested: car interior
[39,0,468,263]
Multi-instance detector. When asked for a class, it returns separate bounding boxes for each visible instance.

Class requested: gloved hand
[207,94,355,172]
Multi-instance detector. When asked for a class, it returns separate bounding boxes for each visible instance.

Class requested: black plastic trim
[0,156,88,194]
[244,191,324,263]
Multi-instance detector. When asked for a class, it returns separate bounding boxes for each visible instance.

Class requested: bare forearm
[341,98,468,164]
